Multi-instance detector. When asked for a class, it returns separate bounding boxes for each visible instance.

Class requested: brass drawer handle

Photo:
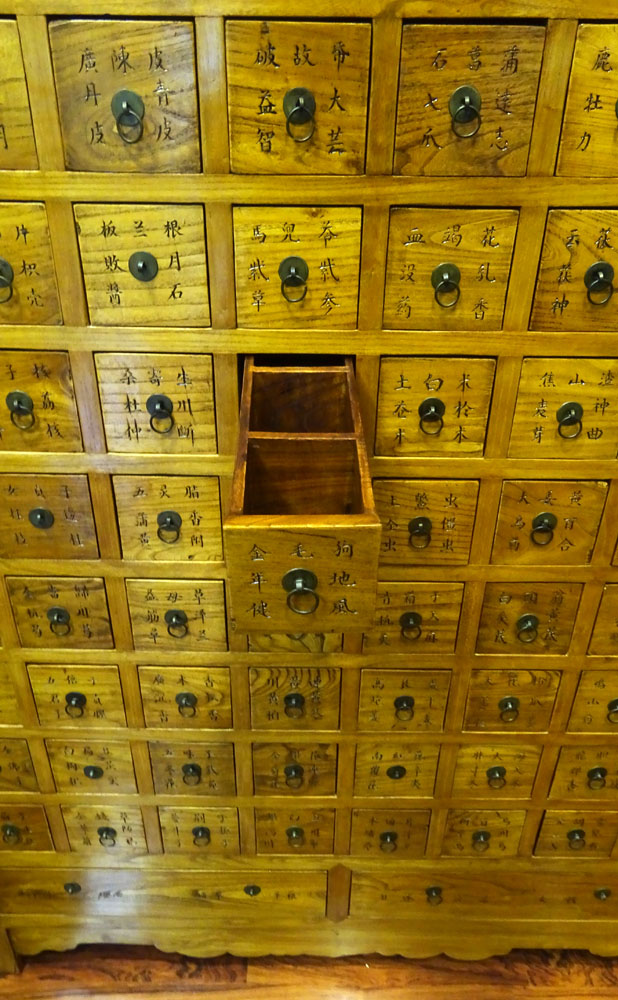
[386,764,406,780]
[284,692,306,719]
[449,84,482,138]
[65,691,87,718]
[175,691,198,717]
[530,512,557,546]
[408,516,432,549]
[498,696,520,723]
[29,507,55,529]
[64,882,82,895]
[283,87,316,143]
[516,613,539,643]
[418,397,445,435]
[595,888,612,901]
[607,698,618,724]
[567,827,586,850]
[587,766,607,790]
[84,765,104,780]
[399,611,422,642]
[282,568,319,615]
[472,829,491,852]
[431,262,461,308]
[157,510,182,543]
[6,390,35,430]
[147,393,174,434]
[278,256,309,303]
[244,884,261,897]
[379,830,398,853]
[97,826,117,847]
[394,695,415,722]
[1,823,20,845]
[0,257,14,303]
[182,762,202,786]
[129,250,158,282]
[584,261,614,305]
[111,89,145,144]
[47,606,71,637]
[556,401,583,440]
[192,826,211,846]
[486,765,507,789]
[425,885,443,906]
[286,826,305,847]
[284,763,304,789]
[165,609,189,638]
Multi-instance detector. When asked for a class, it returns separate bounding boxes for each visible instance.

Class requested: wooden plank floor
[1,947,618,1000]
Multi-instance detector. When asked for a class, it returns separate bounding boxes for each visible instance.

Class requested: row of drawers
[2,202,618,331]
[2,19,616,178]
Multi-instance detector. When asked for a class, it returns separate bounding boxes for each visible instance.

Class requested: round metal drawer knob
[146,393,174,434]
[448,84,482,138]
[587,766,607,790]
[516,613,539,643]
[284,763,304,789]
[47,606,71,637]
[472,829,491,852]
[556,401,583,440]
[29,507,55,530]
[567,828,586,850]
[97,826,117,847]
[408,516,432,550]
[286,826,305,847]
[192,826,211,847]
[0,257,14,303]
[595,887,612,901]
[486,765,507,789]
[111,89,145,144]
[284,692,306,719]
[425,885,443,906]
[283,87,316,142]
[282,568,319,615]
[65,691,87,718]
[157,510,182,544]
[129,250,158,282]
[165,608,189,638]
[84,765,104,780]
[386,765,406,781]
[279,256,309,303]
[418,397,445,436]
[530,511,557,546]
[182,762,202,786]
[394,695,415,722]
[64,882,82,895]
[1,823,20,845]
[584,260,614,305]
[607,698,618,724]
[431,262,461,308]
[244,884,261,897]
[6,390,35,430]
[498,696,520,723]
[379,830,398,853]
[399,611,422,642]
[175,691,198,717]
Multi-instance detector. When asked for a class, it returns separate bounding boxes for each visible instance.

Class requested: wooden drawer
[0,738,37,791]
[464,669,562,733]
[49,19,200,172]
[159,806,240,855]
[0,350,82,452]
[0,474,97,559]
[95,352,216,454]
[441,809,526,857]
[126,579,227,653]
[374,479,479,567]
[509,357,618,459]
[46,739,137,793]
[0,20,37,168]
[249,667,340,731]
[113,475,222,562]
[549,746,618,801]
[0,666,19,727]
[362,582,463,653]
[394,23,545,176]
[252,742,337,796]
[255,807,335,854]
[534,810,618,857]
[233,207,362,328]
[148,741,236,796]
[567,671,618,734]
[491,480,608,565]
[353,743,439,797]
[0,805,52,851]
[476,581,582,655]
[450,744,542,799]
[375,356,495,456]
[588,585,618,654]
[384,208,518,330]
[138,666,232,729]
[6,576,114,650]
[28,664,126,728]
[358,669,451,733]
[226,20,370,174]
[350,808,430,858]
[61,804,147,854]
[0,203,61,324]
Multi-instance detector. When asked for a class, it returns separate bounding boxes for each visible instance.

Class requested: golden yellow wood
[362,581,463,653]
[158,804,240,854]
[125,578,227,652]
[463,668,562,733]
[61,803,147,853]
[0,203,60,325]
[0,20,38,169]
[252,742,337,796]
[254,806,335,854]
[6,575,113,649]
[138,665,232,729]
[27,664,127,728]
[148,739,236,796]
[0,474,98,560]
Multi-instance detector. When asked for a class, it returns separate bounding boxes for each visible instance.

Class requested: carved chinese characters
[149,742,235,796]
[0,475,98,559]
[28,664,126,728]
[476,582,582,654]
[49,19,200,171]
[252,743,337,795]
[249,667,340,730]
[0,21,37,169]
[46,739,136,792]
[0,203,61,324]
[61,805,147,853]
[158,807,239,854]
[451,744,541,799]
[384,209,518,329]
[534,811,618,857]
[464,669,562,732]
[226,20,370,173]
[558,24,618,176]
[353,743,439,797]
[255,808,335,854]
[358,669,451,733]
[550,746,618,800]
[75,204,209,327]
[233,206,362,327]
[0,351,82,453]
[138,667,232,729]
[568,671,618,734]
[6,576,113,649]
[395,24,545,175]
[0,740,37,792]
[362,582,463,653]
[350,809,430,857]
[125,579,227,652]
[441,809,526,856]
[374,479,478,566]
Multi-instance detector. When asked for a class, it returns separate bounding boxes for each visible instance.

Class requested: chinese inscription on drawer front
[255,807,335,854]
[158,806,240,854]
[0,474,98,559]
[588,585,618,655]
[138,666,232,729]
[353,743,439,797]
[95,353,216,454]
[374,479,478,566]
[0,21,38,169]
[0,351,82,453]
[252,742,337,795]
[46,739,136,792]
[75,204,209,327]
[376,356,495,456]
[149,742,236,796]
[6,576,114,649]
[358,669,451,733]
[441,809,526,856]
[0,666,18,726]
[350,809,430,857]
[568,671,618,734]
[0,203,61,325]
[0,806,52,850]
[534,810,618,857]
[394,24,545,176]
[509,358,618,459]
[550,746,618,800]
[28,664,126,728]
[249,667,341,730]
[464,669,562,733]
[384,209,518,330]
[62,805,147,853]
[476,582,582,654]
[226,20,370,174]
[0,740,37,792]
[362,582,463,653]
[49,19,200,172]
[126,580,227,652]
[451,744,541,799]
[233,206,362,328]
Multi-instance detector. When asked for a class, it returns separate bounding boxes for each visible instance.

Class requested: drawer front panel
[358,669,451,733]
[148,741,236,796]
[254,806,335,854]
[353,743,439,797]
[350,808,430,858]
[0,351,82,452]
[46,739,137,793]
[588,585,618,655]
[0,202,61,325]
[249,667,340,731]
[138,666,232,729]
[550,746,618,801]
[252,742,337,796]
[7,576,114,650]
[567,671,618,734]
[0,667,19,727]
[159,806,240,855]
[450,744,542,799]
[362,582,463,653]
[0,20,38,169]
[61,804,147,854]
[441,808,526,857]
[126,579,227,653]
[0,805,52,851]
[28,664,126,728]
[0,738,38,791]
[464,669,561,733]
[534,810,618,857]
[0,474,98,559]
[374,479,478,567]
[476,582,582,655]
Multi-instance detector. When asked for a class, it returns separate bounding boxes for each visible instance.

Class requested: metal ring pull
[284,763,304,789]
[595,887,612,901]
[65,691,87,718]
[425,885,443,906]
[146,394,174,434]
[498,696,520,723]
[584,261,614,305]
[182,762,202,786]
[1,823,20,845]
[84,765,104,780]
[97,826,117,847]
[486,765,507,789]
[418,397,445,436]
[6,390,35,430]
[587,766,607,790]
[278,256,309,303]
[286,826,305,847]
[516,613,539,643]
[556,401,583,440]
[431,262,461,308]
[472,829,491,852]
[394,695,415,722]
[567,828,586,851]
[379,831,398,853]
[283,87,316,143]
[449,85,482,138]
[607,698,618,724]
[175,691,198,717]
[284,692,306,719]
[165,608,189,638]
[386,765,406,780]
[530,511,557,546]
[47,606,71,637]
[282,568,319,615]
[399,611,422,642]
[129,251,158,282]
[111,89,145,144]
[157,510,182,544]
[408,516,432,549]
[0,258,14,303]
[192,826,211,847]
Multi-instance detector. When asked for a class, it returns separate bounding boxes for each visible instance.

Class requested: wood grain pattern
[61,804,147,854]
[362,582,463,653]
[27,663,126,728]
[6,575,113,649]
[138,665,232,729]
[125,578,227,652]
[158,805,240,854]
[0,350,82,453]
[0,20,38,169]
[0,474,98,559]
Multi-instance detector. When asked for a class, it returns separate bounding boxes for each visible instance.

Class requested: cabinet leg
[0,929,21,976]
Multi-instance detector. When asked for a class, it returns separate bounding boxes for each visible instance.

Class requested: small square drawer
[476,581,582,654]
[557,24,618,176]
[0,739,38,791]
[0,20,37,168]
[0,474,98,559]
[0,805,52,850]
[126,579,227,652]
[75,204,209,327]
[567,670,618,734]
[95,353,216,454]
[0,351,83,452]
[588,585,618,654]
[549,746,618,800]
[375,356,495,456]
[450,744,542,799]
[113,475,222,562]
[353,743,439,797]
[61,805,147,854]
[384,209,518,330]
[233,206,362,328]
[0,203,61,325]
[441,809,526,857]
[138,666,232,729]
[0,666,19,727]
[252,742,337,796]
[28,664,126,728]
[159,806,240,855]
[350,809,430,858]
[46,739,136,793]
[7,576,114,650]
[394,23,545,176]
[362,582,463,653]
[149,741,236,796]
[534,810,618,857]
[255,807,335,854]
[249,667,340,731]
[491,480,608,565]
[358,669,451,733]
[374,479,478,566]
[49,19,200,172]
[246,632,343,653]
[509,357,618,460]
[531,211,618,332]
[464,669,562,733]
[226,20,370,174]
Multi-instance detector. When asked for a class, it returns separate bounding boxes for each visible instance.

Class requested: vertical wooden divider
[527,20,579,177]
[16,15,64,170]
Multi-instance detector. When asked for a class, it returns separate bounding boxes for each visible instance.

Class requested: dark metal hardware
[498,696,520,723]
[472,829,491,852]
[595,887,612,901]
[83,765,104,780]
[408,516,432,549]
[175,691,198,717]
[1,823,20,844]
[284,763,304,789]
[0,257,14,303]
[129,250,159,282]
[29,507,54,530]
[278,256,309,302]
[379,830,398,853]
[431,262,461,308]
[97,826,117,846]
[516,613,539,643]
[530,511,557,546]
[584,260,614,305]
[244,884,261,896]
[6,390,34,430]
[182,762,202,785]
[284,692,306,719]
[556,401,583,440]
[587,766,608,790]
[486,765,507,789]
[65,691,87,718]
[418,397,445,435]
[192,826,211,846]
[449,84,482,137]
[283,87,316,142]
[165,608,189,638]
[157,510,182,543]
[64,882,82,895]
[111,89,145,144]
[286,826,305,847]
[607,698,618,724]
[386,765,407,780]
[399,611,422,641]
[425,885,443,906]
[47,606,71,637]
[567,827,586,850]
[394,695,415,722]
[146,393,174,434]
[282,568,319,615]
